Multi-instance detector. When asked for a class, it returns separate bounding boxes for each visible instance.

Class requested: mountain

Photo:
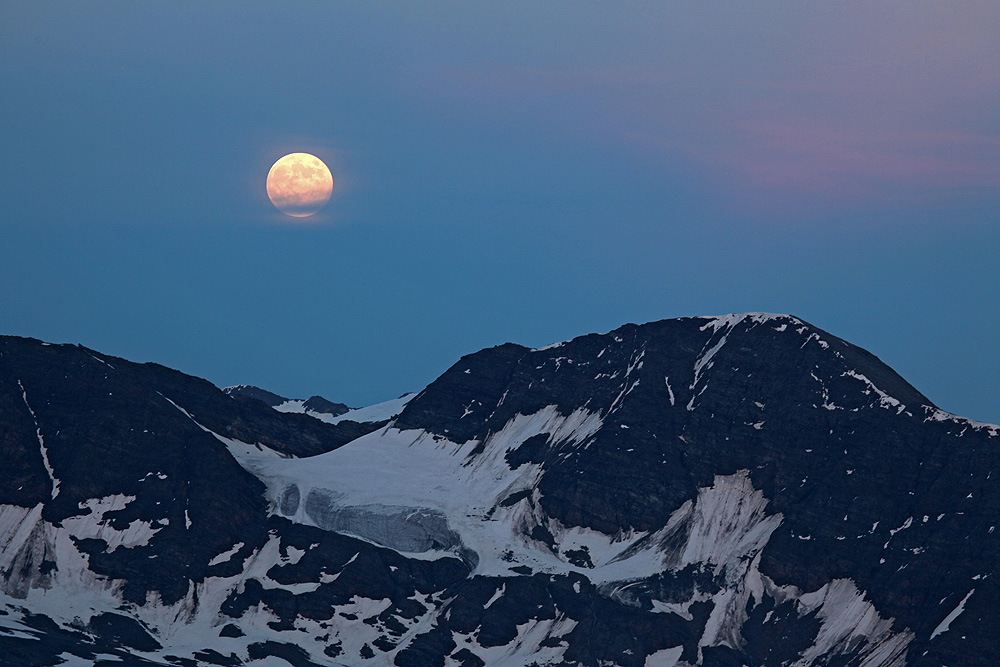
[223,385,352,421]
[0,314,996,667]
[224,385,416,429]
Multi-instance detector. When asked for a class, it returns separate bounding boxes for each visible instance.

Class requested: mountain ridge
[0,314,996,666]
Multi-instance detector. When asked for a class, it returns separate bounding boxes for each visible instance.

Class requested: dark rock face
[89,612,162,652]
[0,315,997,666]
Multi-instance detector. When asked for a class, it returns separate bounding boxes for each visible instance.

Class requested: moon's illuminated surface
[266,153,334,217]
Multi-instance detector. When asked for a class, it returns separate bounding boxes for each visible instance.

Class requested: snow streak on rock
[639,472,782,653]
[688,314,801,411]
[786,578,913,667]
[923,405,1000,437]
[0,502,119,602]
[18,380,59,499]
[604,472,912,667]
[452,615,579,665]
[676,471,782,571]
[931,588,974,640]
[843,370,907,414]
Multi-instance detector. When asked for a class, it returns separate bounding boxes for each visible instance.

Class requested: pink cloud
[419,55,1000,218]
[706,117,1000,190]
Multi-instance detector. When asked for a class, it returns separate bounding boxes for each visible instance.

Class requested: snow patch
[61,495,164,552]
[931,589,974,639]
[453,615,577,665]
[327,393,416,424]
[689,315,795,407]
[0,500,421,666]
[700,312,797,334]
[207,541,245,566]
[607,350,645,414]
[843,371,906,413]
[483,583,505,610]
[923,406,999,437]
[801,332,830,349]
[18,380,59,499]
[644,646,684,666]
[810,372,841,411]
[273,398,308,414]
[767,577,913,667]
[691,333,728,390]
[676,471,782,571]
[0,504,45,575]
[86,352,115,369]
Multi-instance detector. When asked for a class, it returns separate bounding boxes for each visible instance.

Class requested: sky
[1,3,998,424]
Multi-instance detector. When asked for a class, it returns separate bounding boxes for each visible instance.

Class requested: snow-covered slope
[225,384,414,426]
[287,393,416,425]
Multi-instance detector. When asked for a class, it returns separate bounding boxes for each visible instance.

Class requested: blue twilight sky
[1,3,998,423]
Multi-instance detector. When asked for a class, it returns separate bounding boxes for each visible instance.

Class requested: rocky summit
[0,314,996,667]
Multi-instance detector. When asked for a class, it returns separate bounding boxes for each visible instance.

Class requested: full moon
[266,153,334,217]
